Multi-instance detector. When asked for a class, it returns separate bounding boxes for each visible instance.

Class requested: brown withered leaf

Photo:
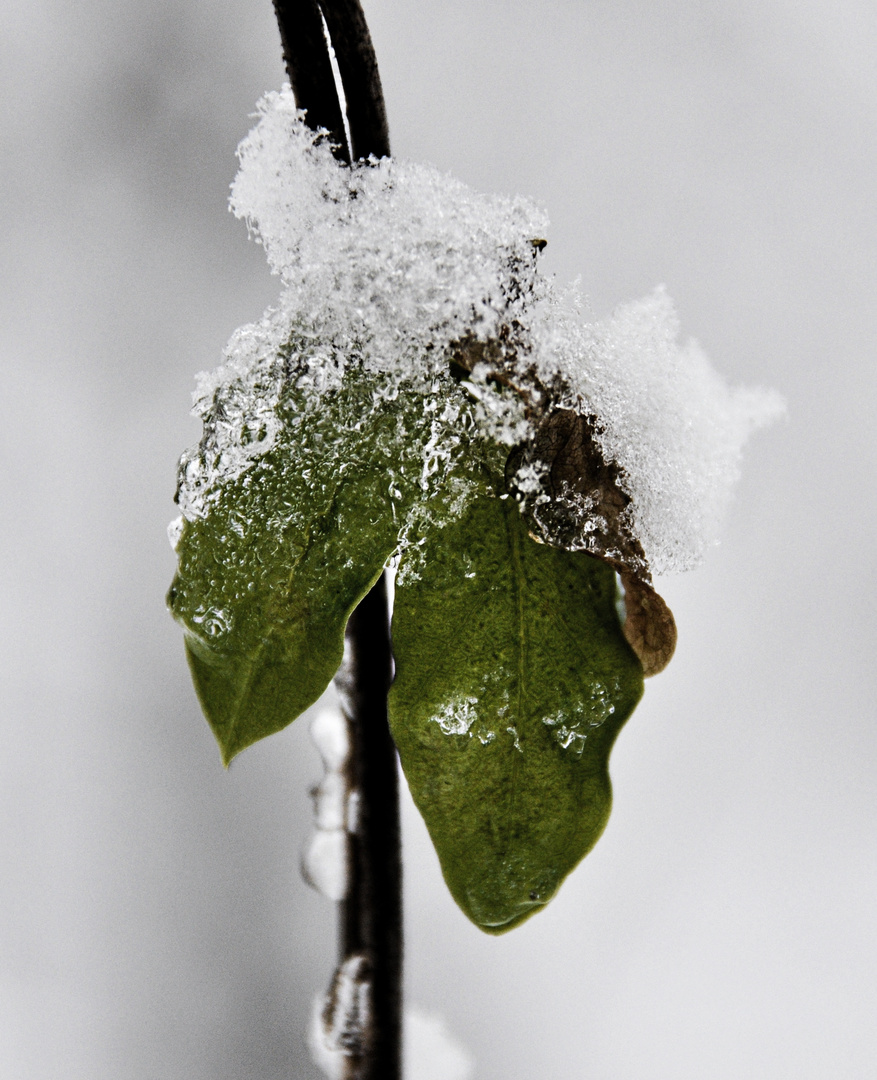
[447,328,543,410]
[507,409,677,678]
[507,409,647,575]
[618,572,677,677]
[447,337,677,679]
[448,333,508,382]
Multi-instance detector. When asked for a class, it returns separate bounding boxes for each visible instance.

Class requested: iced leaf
[388,495,643,932]
[169,449,393,764]
[170,85,782,792]
[506,407,677,675]
[169,354,495,764]
[508,407,647,574]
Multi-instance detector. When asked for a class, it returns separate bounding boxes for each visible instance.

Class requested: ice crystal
[176,310,289,520]
[432,695,480,737]
[542,683,619,757]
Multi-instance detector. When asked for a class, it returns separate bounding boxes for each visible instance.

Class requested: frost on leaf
[524,286,784,575]
[508,408,646,571]
[168,347,503,763]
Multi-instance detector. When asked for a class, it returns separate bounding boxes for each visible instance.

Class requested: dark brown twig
[317,0,390,160]
[338,577,401,1079]
[269,4,402,1077]
[272,0,349,159]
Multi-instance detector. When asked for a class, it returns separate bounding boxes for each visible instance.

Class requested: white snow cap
[231,85,547,366]
[530,284,784,572]
[186,85,781,575]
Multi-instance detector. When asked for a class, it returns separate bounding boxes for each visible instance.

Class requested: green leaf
[388,495,644,932]
[169,353,498,764]
[169,369,407,762]
[170,463,393,764]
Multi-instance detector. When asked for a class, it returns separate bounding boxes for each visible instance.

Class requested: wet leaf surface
[170,436,398,765]
[389,495,644,932]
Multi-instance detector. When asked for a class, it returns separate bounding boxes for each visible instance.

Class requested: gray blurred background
[1,0,875,1076]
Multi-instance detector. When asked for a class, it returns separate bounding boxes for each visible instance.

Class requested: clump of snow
[173,84,545,530]
[175,84,781,577]
[230,86,547,367]
[404,1008,476,1080]
[308,954,371,1077]
[528,285,783,573]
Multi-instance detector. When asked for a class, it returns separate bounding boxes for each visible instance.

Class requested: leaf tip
[473,903,548,935]
[218,740,239,770]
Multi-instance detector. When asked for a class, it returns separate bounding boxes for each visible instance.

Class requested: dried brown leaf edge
[451,334,677,677]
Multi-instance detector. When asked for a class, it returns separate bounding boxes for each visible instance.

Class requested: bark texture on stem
[274,0,390,161]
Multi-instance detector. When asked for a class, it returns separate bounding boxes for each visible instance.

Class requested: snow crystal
[526,285,784,573]
[174,84,781,581]
[176,309,289,519]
